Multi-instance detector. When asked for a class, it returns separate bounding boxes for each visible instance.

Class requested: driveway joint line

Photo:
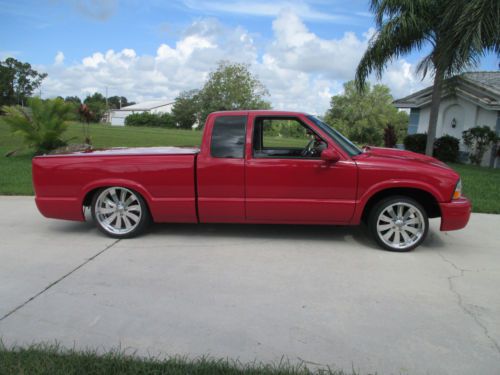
[437,251,500,355]
[0,239,121,323]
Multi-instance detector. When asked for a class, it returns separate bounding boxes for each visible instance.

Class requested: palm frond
[415,53,434,78]
[439,0,500,76]
[369,0,431,27]
[355,11,431,91]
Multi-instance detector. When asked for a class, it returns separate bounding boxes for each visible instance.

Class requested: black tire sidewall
[369,196,429,252]
[91,187,150,239]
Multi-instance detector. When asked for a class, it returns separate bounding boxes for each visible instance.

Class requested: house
[108,100,174,126]
[394,71,500,168]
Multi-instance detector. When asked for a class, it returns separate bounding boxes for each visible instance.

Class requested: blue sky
[1,0,498,114]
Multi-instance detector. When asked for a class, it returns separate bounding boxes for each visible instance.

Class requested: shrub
[2,98,72,155]
[403,133,427,154]
[125,112,176,128]
[462,126,498,165]
[433,135,460,162]
[383,124,397,148]
[403,133,460,163]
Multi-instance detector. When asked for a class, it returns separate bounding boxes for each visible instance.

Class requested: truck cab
[197,111,358,224]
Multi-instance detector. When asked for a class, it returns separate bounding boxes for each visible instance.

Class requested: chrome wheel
[94,187,143,235]
[376,202,426,250]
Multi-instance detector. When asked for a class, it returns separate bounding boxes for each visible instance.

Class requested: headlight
[452,179,462,200]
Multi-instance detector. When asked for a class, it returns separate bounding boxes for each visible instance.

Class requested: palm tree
[3,97,73,155]
[355,0,499,156]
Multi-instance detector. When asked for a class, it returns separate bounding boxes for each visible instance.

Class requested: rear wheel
[91,187,150,238]
[369,196,428,252]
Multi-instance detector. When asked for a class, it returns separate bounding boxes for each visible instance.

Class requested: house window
[408,108,420,134]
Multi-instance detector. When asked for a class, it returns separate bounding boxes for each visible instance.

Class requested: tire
[368,196,428,252]
[91,187,150,238]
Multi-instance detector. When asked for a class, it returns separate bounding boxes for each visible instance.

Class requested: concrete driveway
[0,196,499,374]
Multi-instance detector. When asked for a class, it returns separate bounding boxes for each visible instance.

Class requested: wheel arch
[80,180,154,216]
[360,187,441,224]
[83,187,101,207]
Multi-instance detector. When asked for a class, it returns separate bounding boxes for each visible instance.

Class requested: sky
[1,0,498,115]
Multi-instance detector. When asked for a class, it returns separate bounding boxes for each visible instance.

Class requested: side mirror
[321,148,340,163]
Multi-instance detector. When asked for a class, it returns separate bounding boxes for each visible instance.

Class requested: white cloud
[54,51,65,65]
[266,10,372,80]
[378,59,433,98]
[39,12,428,115]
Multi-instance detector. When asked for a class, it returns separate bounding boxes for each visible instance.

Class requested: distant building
[394,71,500,168]
[108,100,174,126]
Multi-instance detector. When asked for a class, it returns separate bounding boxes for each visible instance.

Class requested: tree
[0,57,47,107]
[354,0,499,156]
[197,61,271,125]
[172,89,200,129]
[83,92,107,122]
[107,96,134,109]
[324,81,408,146]
[2,98,73,154]
[64,96,82,105]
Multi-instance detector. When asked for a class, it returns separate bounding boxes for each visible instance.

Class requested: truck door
[196,114,248,223]
[245,114,357,224]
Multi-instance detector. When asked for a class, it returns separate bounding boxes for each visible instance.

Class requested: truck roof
[209,110,309,116]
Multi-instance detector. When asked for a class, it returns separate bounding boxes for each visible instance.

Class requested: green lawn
[449,163,500,214]
[0,344,357,375]
[1,119,499,214]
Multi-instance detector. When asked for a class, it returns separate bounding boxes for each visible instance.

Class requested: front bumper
[439,197,471,231]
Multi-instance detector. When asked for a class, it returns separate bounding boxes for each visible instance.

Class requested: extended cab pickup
[32,110,471,251]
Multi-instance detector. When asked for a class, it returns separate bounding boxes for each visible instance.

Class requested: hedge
[125,112,176,128]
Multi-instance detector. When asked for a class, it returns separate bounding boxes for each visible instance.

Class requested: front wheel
[91,187,150,238]
[368,196,428,252]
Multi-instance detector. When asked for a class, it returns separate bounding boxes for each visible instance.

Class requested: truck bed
[32,147,200,223]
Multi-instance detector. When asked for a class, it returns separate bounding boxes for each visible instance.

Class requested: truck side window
[210,116,247,158]
[253,117,327,158]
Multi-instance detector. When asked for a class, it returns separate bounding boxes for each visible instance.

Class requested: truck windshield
[306,115,362,156]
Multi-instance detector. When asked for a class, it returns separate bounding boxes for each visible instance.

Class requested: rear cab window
[210,116,247,158]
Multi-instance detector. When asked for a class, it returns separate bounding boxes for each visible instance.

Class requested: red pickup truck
[32,110,471,251]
